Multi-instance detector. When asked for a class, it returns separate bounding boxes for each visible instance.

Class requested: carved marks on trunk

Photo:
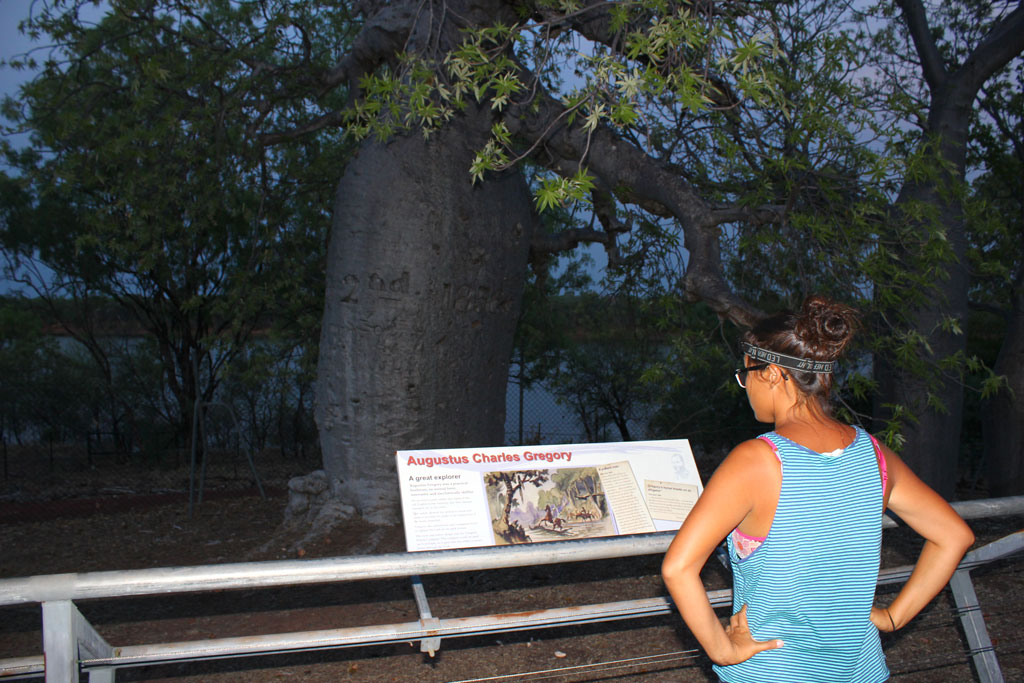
[336,271,409,303]
[334,268,517,314]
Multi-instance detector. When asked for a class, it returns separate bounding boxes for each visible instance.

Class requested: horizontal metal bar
[873,533,1024,588]
[882,495,1024,529]
[4,496,1020,608]
[0,656,43,679]
[48,541,1016,674]
[0,522,1020,680]
[76,592,729,670]
[0,532,675,607]
[949,496,1024,520]
[1,559,984,675]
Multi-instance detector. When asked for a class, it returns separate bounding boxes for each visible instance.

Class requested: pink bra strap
[758,435,782,463]
[869,434,888,497]
[733,527,767,543]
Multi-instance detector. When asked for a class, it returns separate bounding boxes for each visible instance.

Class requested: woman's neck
[774,397,829,428]
[773,400,854,450]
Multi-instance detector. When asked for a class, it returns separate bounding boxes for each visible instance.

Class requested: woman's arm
[661,439,784,664]
[870,446,975,632]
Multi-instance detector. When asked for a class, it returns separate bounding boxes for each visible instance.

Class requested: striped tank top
[713,426,889,683]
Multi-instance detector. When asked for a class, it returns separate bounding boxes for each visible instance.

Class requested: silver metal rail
[4,495,1022,606]
[0,531,673,607]
[1,496,1021,682]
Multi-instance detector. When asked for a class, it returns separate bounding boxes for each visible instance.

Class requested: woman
[661,295,974,682]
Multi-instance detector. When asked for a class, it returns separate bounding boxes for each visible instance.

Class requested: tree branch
[259,3,421,144]
[710,203,785,227]
[538,0,741,109]
[895,0,947,92]
[503,73,764,327]
[530,227,615,253]
[260,110,345,146]
[319,3,421,93]
[956,2,1024,94]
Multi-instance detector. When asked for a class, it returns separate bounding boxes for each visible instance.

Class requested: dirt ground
[1,490,1022,682]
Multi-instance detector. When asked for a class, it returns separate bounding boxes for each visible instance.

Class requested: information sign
[396,440,703,551]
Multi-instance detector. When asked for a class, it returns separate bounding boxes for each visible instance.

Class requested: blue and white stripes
[714,427,890,683]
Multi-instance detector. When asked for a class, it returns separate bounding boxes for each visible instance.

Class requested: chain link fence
[6,346,949,530]
[0,388,565,495]
[1,366,659,524]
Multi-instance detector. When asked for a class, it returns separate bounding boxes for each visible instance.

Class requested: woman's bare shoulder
[716,437,778,477]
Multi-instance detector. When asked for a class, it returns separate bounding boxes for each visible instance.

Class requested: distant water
[504,381,582,445]
[504,380,649,446]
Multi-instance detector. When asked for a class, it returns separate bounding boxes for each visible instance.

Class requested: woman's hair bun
[794,295,859,360]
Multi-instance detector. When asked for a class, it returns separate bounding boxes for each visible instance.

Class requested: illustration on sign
[485,467,615,545]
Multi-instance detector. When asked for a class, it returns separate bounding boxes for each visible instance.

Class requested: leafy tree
[518,282,686,443]
[0,297,113,451]
[310,0,800,521]
[218,337,320,460]
[968,56,1024,495]
[484,468,548,542]
[2,2,343,448]
[6,0,1021,528]
[645,303,764,454]
[0,300,52,445]
[855,0,1024,495]
[0,1,863,523]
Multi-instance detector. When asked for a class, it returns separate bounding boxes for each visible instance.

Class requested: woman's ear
[767,365,789,387]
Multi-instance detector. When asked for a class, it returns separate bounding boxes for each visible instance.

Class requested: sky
[2,0,41,151]
[1,0,36,82]
[1,0,38,293]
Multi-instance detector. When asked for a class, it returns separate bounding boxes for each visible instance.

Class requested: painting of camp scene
[485,467,613,545]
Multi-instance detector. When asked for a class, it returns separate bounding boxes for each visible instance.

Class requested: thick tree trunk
[983,278,1024,496]
[872,0,1024,499]
[874,107,971,499]
[314,103,534,523]
[875,279,968,499]
[884,192,970,499]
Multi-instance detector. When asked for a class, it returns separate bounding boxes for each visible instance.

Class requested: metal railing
[1,496,1022,682]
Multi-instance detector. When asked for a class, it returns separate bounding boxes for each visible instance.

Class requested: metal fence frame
[1,496,1022,682]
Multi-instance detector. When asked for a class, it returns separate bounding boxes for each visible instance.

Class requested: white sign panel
[396,440,702,552]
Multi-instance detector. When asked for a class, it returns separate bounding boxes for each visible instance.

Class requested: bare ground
[1,489,1022,682]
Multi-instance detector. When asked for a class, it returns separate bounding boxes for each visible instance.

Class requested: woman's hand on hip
[719,604,784,665]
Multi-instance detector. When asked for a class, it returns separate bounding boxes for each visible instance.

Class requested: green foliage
[644,303,764,453]
[847,0,1023,467]
[967,57,1023,311]
[341,0,787,210]
[513,285,662,442]
[0,296,319,459]
[0,297,128,445]
[1,0,347,430]
[3,0,1019,479]
[509,0,978,451]
[534,170,595,212]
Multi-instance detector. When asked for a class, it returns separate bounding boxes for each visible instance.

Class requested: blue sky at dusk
[2,0,40,151]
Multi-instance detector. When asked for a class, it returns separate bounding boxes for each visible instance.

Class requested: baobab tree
[7,0,1022,533]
